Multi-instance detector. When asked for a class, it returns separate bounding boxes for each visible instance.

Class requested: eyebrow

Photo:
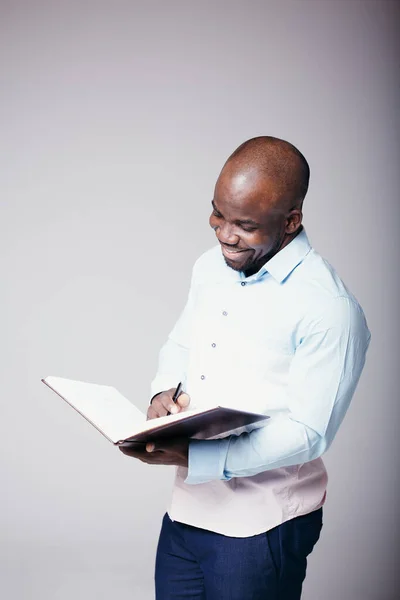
[211,200,260,227]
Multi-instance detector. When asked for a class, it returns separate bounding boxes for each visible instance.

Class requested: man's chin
[223,257,242,271]
[220,246,256,273]
[223,256,252,273]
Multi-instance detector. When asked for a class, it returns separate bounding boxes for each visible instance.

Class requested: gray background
[1,1,399,598]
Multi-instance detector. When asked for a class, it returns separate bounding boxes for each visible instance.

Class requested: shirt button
[200,375,206,380]
[241,281,246,286]
[222,310,228,316]
[211,343,216,348]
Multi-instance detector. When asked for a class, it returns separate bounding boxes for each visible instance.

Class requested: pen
[172,381,182,403]
[167,382,182,415]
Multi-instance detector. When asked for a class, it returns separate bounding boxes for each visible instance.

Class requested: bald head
[222,136,310,209]
[210,136,308,276]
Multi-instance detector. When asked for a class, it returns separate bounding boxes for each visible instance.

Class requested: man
[121,136,371,599]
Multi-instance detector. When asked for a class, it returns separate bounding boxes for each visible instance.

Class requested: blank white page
[43,376,146,443]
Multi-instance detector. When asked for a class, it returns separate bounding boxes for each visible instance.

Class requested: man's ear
[285,209,302,234]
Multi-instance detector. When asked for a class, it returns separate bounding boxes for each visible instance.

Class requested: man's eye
[241,225,257,232]
[212,210,222,218]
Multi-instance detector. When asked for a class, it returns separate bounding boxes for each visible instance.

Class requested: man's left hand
[119,438,189,468]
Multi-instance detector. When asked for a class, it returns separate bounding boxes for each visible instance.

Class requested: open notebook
[42,376,269,445]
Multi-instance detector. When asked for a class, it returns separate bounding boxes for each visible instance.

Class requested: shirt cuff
[184,437,232,485]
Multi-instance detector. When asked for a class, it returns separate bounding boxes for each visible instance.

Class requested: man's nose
[216,222,240,245]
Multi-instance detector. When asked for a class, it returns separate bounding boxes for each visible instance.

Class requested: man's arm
[185,296,371,484]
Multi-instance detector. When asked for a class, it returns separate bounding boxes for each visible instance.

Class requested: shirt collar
[258,228,312,283]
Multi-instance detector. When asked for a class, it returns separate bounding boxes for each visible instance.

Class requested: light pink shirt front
[169,461,327,537]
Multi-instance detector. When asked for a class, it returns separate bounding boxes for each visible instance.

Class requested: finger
[147,405,159,420]
[176,393,190,409]
[146,440,173,453]
[158,395,179,415]
[151,395,179,417]
[119,444,146,457]
[149,398,169,418]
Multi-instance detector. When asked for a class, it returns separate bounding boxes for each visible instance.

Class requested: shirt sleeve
[150,264,198,399]
[185,296,371,484]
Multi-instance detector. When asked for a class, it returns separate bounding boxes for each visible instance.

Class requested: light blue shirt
[151,228,371,485]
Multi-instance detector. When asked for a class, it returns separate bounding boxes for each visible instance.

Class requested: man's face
[209,169,288,277]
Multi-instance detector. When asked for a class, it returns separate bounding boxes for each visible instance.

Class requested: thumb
[177,392,190,409]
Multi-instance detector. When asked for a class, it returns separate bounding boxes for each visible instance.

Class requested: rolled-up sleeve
[185,296,371,484]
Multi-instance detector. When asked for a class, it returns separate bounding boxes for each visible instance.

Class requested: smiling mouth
[221,246,250,258]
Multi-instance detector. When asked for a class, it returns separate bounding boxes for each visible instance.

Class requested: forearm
[184,296,370,485]
[185,415,324,484]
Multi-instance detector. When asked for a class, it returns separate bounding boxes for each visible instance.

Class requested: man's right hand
[147,388,190,420]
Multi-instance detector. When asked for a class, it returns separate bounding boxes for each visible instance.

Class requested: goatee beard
[223,257,243,272]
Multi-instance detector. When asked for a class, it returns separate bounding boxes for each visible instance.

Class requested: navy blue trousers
[155,509,322,599]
